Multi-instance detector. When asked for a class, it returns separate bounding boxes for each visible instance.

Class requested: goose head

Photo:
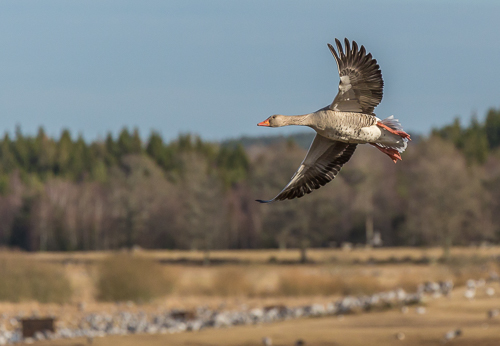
[257,114,288,127]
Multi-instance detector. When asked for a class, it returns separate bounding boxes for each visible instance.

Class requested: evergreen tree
[12,125,31,171]
[216,144,249,186]
[0,134,16,173]
[118,128,142,156]
[485,108,500,149]
[104,132,119,165]
[131,128,142,154]
[56,129,73,175]
[432,118,462,148]
[35,127,57,176]
[68,135,89,178]
[146,131,167,168]
[89,141,109,181]
[177,134,191,151]
[462,116,489,164]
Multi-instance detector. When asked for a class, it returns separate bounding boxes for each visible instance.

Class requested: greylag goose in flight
[257,38,410,203]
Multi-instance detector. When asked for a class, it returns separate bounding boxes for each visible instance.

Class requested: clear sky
[0,1,499,142]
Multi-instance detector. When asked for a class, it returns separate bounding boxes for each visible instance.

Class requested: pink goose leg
[370,144,402,163]
[377,122,411,140]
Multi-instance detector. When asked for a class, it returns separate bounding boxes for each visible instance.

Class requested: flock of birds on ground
[0,274,499,345]
[257,38,410,203]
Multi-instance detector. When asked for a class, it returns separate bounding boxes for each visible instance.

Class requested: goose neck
[282,113,314,126]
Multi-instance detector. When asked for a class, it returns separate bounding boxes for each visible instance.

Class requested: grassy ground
[5,259,493,308]
[35,285,500,346]
[1,247,500,345]
[7,246,498,303]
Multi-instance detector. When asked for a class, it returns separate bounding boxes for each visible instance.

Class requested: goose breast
[309,109,379,143]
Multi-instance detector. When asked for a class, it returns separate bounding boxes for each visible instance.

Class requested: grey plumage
[257,38,408,203]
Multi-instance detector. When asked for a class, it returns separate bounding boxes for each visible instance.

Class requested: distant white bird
[487,309,499,319]
[464,288,476,300]
[486,287,495,297]
[415,306,426,315]
[262,337,272,346]
[466,279,476,289]
[440,281,454,296]
[489,271,499,281]
[443,329,462,343]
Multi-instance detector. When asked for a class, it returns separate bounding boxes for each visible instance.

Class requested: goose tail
[372,116,410,163]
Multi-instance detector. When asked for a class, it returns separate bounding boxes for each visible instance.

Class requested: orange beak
[257,119,270,127]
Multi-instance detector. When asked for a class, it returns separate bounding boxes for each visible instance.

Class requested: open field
[1,247,500,345]
[2,247,499,305]
[35,285,500,346]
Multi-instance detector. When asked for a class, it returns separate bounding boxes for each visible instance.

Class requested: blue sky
[0,1,499,142]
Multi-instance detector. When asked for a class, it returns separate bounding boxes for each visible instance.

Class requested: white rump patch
[376,115,408,153]
[381,115,404,131]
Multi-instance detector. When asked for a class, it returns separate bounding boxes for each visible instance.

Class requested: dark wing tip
[256,199,274,204]
[335,38,344,57]
[352,41,358,55]
[344,38,350,52]
[327,43,341,69]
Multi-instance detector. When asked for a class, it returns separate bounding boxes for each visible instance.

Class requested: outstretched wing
[328,38,383,114]
[257,135,357,203]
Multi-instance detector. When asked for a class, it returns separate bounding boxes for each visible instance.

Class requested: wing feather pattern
[328,38,384,114]
[256,135,357,203]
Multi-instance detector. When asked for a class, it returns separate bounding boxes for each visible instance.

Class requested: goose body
[275,110,404,145]
[257,38,410,203]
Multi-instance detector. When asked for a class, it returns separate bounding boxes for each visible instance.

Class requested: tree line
[0,108,500,252]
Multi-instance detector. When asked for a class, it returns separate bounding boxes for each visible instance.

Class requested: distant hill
[222,132,315,150]
[222,131,422,150]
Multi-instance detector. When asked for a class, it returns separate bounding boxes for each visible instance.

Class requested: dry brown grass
[209,268,254,296]
[277,268,340,296]
[276,268,385,296]
[96,253,178,302]
[0,252,72,303]
[174,266,255,297]
[1,248,498,305]
[169,263,496,298]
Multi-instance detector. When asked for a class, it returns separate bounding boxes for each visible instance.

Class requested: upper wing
[328,38,384,114]
[256,135,357,203]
